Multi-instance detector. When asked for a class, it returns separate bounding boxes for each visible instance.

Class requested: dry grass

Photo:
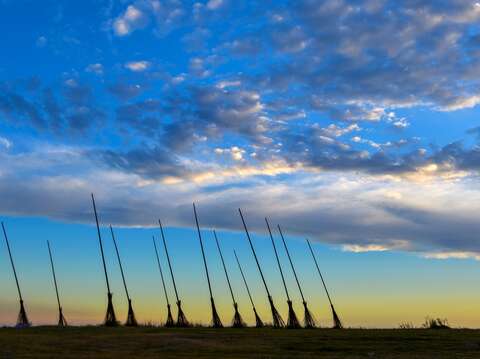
[0,326,479,358]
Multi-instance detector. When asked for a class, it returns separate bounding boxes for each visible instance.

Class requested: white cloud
[125,60,151,72]
[207,0,224,10]
[113,4,148,36]
[36,36,47,48]
[0,137,12,150]
[85,63,104,75]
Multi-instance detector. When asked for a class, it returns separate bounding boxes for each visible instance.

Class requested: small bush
[422,317,450,329]
[398,322,415,329]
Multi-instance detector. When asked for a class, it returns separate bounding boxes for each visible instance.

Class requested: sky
[1,0,480,328]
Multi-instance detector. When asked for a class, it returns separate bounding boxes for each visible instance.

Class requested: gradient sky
[1,0,480,328]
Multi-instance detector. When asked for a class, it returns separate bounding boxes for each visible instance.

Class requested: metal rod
[193,203,214,298]
[265,217,290,301]
[158,219,180,302]
[91,193,111,294]
[110,225,130,300]
[233,250,256,309]
[153,236,171,306]
[238,208,271,296]
[213,230,236,304]
[278,225,305,302]
[2,222,23,301]
[47,240,62,311]
[306,239,334,306]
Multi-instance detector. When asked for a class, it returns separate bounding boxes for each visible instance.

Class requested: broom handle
[193,203,214,299]
[278,225,306,302]
[2,222,23,301]
[306,239,334,306]
[234,250,256,309]
[238,208,271,297]
[110,226,130,301]
[158,219,180,302]
[47,240,62,310]
[265,217,290,301]
[213,230,236,304]
[91,193,111,294]
[153,236,170,306]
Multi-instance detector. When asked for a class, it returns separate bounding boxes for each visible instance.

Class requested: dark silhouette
[152,235,174,327]
[110,226,137,326]
[193,203,223,328]
[158,219,189,327]
[213,230,245,328]
[2,222,30,328]
[265,218,301,329]
[306,239,343,329]
[233,250,264,328]
[238,208,284,328]
[91,193,118,326]
[47,240,67,327]
[277,225,315,328]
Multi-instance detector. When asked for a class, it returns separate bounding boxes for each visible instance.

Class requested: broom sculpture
[213,230,245,328]
[278,226,315,328]
[265,218,301,329]
[233,250,264,328]
[193,203,223,328]
[158,219,189,327]
[153,235,174,327]
[307,239,343,329]
[2,222,30,328]
[91,194,118,326]
[238,209,284,328]
[47,240,67,327]
[110,226,138,326]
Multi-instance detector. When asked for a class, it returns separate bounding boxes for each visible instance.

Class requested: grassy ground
[0,327,479,358]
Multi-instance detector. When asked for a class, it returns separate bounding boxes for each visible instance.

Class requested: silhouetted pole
[234,250,264,327]
[2,222,30,328]
[306,239,343,329]
[152,235,174,327]
[193,203,223,328]
[47,240,67,327]
[158,219,189,327]
[278,226,315,328]
[110,226,137,326]
[238,208,284,328]
[213,230,245,328]
[265,218,300,329]
[91,193,117,326]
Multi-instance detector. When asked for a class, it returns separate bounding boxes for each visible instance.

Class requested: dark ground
[0,327,479,358]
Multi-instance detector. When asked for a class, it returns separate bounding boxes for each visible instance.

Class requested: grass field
[0,327,479,358]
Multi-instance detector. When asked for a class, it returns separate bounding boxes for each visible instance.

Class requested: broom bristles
[58,307,67,327]
[303,301,316,328]
[331,304,343,329]
[231,302,246,328]
[176,300,190,327]
[125,299,138,327]
[253,307,264,328]
[210,297,223,328]
[286,300,301,329]
[16,300,30,328]
[268,296,285,328]
[104,293,118,327]
[165,304,175,327]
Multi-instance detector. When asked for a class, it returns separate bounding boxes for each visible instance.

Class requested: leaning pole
[213,230,245,327]
[47,240,67,327]
[193,203,223,328]
[91,193,117,326]
[306,239,343,329]
[110,226,138,326]
[153,235,175,327]
[277,225,315,328]
[238,208,284,328]
[158,219,189,327]
[2,222,30,328]
[233,250,264,328]
[265,218,301,329]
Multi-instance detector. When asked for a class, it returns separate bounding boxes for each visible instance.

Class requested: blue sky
[1,0,480,327]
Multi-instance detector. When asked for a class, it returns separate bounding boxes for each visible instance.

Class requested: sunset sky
[1,0,480,328]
